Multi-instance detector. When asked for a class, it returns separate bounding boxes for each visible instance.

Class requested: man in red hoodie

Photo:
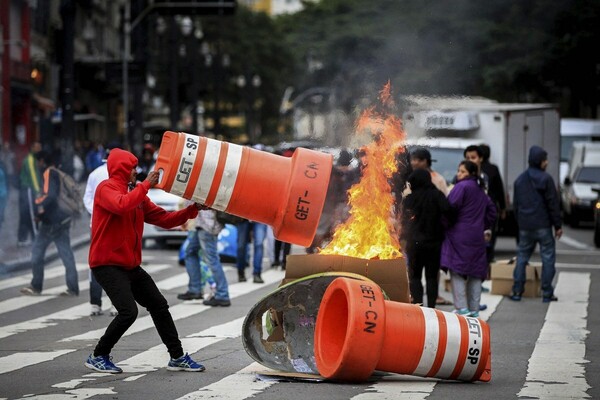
[85,148,205,374]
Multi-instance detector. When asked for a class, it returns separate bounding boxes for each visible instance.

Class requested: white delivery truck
[400,96,561,236]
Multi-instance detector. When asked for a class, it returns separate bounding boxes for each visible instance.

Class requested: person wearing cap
[511,145,562,303]
[409,148,449,196]
[409,147,452,306]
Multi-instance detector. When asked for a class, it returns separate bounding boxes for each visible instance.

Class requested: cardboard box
[282,254,410,303]
[490,259,542,297]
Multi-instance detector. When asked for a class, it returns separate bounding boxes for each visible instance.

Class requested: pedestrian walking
[20,150,79,296]
[17,141,42,246]
[83,143,120,316]
[84,148,205,374]
[272,239,291,270]
[441,160,496,317]
[510,145,562,302]
[236,219,267,283]
[179,207,231,306]
[401,169,452,308]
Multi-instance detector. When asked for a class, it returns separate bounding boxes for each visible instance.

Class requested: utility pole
[59,0,75,176]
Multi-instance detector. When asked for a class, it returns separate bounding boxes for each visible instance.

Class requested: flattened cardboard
[282,254,410,303]
[490,259,542,297]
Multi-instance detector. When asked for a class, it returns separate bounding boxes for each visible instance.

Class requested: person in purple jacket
[441,160,497,317]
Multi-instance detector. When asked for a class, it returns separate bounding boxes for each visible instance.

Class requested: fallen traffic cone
[314,277,492,382]
[153,131,333,246]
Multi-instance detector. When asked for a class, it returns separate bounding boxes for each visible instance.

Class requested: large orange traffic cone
[153,131,333,246]
[314,277,491,382]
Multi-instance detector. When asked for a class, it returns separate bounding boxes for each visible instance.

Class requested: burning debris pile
[320,82,406,260]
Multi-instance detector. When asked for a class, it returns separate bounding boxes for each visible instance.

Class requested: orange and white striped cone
[153,131,333,247]
[314,277,492,382]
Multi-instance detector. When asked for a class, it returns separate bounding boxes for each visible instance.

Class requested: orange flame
[320,82,406,260]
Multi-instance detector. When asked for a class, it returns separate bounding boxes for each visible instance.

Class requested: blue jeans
[236,221,267,276]
[30,221,79,294]
[185,229,230,300]
[512,228,556,298]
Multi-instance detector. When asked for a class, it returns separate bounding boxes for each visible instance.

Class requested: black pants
[407,242,441,308]
[92,265,183,359]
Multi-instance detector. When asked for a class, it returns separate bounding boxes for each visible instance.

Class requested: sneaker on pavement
[177,291,203,301]
[85,354,123,374]
[60,289,78,297]
[167,353,205,372]
[468,310,480,318]
[479,304,488,311]
[253,275,264,284]
[542,295,558,303]
[453,308,470,316]
[109,306,118,316]
[203,296,231,307]
[20,286,41,296]
[509,292,522,301]
[90,304,104,316]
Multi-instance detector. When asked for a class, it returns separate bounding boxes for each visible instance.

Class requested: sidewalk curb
[0,236,90,278]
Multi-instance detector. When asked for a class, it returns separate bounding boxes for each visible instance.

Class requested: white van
[561,142,600,227]
[560,118,600,183]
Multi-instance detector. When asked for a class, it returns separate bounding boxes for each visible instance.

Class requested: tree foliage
[276,0,600,118]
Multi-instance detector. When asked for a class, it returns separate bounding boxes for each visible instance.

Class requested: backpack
[51,167,82,218]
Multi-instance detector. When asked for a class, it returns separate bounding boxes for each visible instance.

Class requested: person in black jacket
[401,169,452,308]
[479,144,506,263]
[511,145,562,302]
[20,150,79,296]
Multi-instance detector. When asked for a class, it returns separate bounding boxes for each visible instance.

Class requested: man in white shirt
[83,143,120,316]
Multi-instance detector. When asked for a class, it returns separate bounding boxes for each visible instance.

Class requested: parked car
[144,188,239,260]
[142,188,188,248]
[593,187,600,248]
[561,142,600,227]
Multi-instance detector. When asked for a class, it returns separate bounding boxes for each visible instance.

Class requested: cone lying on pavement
[314,277,492,382]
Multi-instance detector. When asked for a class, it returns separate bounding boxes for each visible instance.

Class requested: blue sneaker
[167,353,205,372]
[468,310,480,318]
[85,354,123,374]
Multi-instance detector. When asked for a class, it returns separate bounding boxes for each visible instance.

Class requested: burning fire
[320,82,406,260]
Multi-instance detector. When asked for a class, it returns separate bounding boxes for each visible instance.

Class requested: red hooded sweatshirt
[89,148,198,269]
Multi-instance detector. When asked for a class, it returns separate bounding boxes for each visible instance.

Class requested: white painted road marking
[518,272,591,399]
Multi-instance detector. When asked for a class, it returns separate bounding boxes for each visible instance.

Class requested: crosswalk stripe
[118,318,245,373]
[0,262,89,291]
[0,264,171,316]
[15,387,118,399]
[176,362,273,400]
[0,350,77,375]
[518,272,591,399]
[61,268,285,342]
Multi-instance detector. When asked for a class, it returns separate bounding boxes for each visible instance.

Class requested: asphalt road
[0,225,598,400]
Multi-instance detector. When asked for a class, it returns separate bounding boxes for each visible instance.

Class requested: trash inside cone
[153,131,333,246]
[314,277,491,382]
